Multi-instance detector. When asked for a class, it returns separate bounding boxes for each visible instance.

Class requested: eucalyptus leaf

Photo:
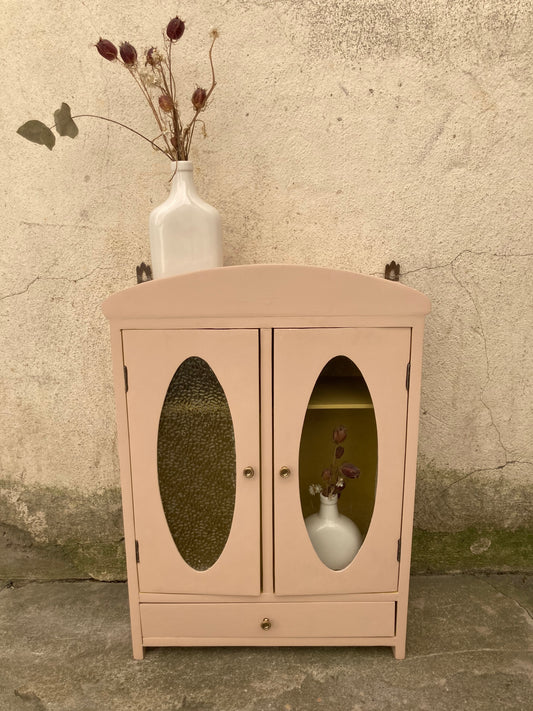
[53,102,78,138]
[17,120,56,150]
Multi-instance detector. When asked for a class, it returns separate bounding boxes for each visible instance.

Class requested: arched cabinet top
[102,264,430,322]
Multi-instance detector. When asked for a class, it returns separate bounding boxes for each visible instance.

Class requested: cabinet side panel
[396,319,426,654]
[109,327,143,659]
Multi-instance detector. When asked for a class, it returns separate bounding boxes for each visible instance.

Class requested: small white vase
[305,494,363,570]
[149,161,223,279]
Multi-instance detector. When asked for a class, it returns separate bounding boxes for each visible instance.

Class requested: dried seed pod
[333,426,347,444]
[96,38,118,61]
[158,94,174,113]
[340,462,360,479]
[191,87,207,111]
[119,42,137,65]
[146,47,157,66]
[166,16,185,41]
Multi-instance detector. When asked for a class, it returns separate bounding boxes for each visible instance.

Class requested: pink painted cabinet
[103,265,430,659]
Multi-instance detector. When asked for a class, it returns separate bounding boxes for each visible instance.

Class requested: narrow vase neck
[169,161,198,198]
[319,494,340,520]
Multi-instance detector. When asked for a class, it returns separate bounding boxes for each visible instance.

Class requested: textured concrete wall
[1,0,532,579]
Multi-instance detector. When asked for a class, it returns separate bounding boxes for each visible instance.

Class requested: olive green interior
[299,356,378,537]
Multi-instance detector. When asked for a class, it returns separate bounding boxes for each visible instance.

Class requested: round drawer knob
[279,466,291,479]
[260,617,272,631]
[243,466,255,479]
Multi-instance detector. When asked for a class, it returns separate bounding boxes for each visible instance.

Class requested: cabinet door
[123,329,260,595]
[273,328,411,595]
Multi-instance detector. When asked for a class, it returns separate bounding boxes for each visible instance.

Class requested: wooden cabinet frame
[103,265,430,659]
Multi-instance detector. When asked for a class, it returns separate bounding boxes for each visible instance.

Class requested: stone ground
[0,575,531,711]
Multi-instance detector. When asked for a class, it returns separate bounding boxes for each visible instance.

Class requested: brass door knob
[260,617,272,631]
[243,466,255,479]
[279,466,291,479]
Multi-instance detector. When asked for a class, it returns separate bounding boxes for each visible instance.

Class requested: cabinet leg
[132,645,144,660]
[393,642,406,660]
[132,635,145,660]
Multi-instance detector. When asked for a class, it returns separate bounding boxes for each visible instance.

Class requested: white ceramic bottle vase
[149,161,223,279]
[305,494,363,570]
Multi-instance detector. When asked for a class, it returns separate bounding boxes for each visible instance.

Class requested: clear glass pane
[157,356,236,571]
[299,356,377,570]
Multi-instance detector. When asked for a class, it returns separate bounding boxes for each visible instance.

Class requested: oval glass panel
[157,356,236,571]
[299,356,378,570]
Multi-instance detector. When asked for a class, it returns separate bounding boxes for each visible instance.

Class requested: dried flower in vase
[17,15,218,162]
[309,426,361,500]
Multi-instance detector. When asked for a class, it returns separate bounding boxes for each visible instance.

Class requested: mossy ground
[1,479,531,580]
[411,528,532,574]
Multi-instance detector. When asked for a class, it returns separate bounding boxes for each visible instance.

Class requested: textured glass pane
[157,357,236,571]
[299,356,377,569]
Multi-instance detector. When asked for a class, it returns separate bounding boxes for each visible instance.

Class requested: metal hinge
[397,538,402,562]
[406,362,411,391]
[135,540,140,563]
[124,365,129,393]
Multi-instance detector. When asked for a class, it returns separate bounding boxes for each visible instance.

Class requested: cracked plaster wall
[1,0,532,577]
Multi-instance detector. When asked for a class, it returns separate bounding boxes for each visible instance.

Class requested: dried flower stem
[65,114,169,155]
[182,34,217,158]
[161,45,184,159]
[328,444,339,498]
[125,65,173,155]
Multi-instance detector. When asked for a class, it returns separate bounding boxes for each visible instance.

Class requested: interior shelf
[307,377,374,410]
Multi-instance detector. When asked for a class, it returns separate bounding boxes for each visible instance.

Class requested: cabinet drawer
[140,602,395,641]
